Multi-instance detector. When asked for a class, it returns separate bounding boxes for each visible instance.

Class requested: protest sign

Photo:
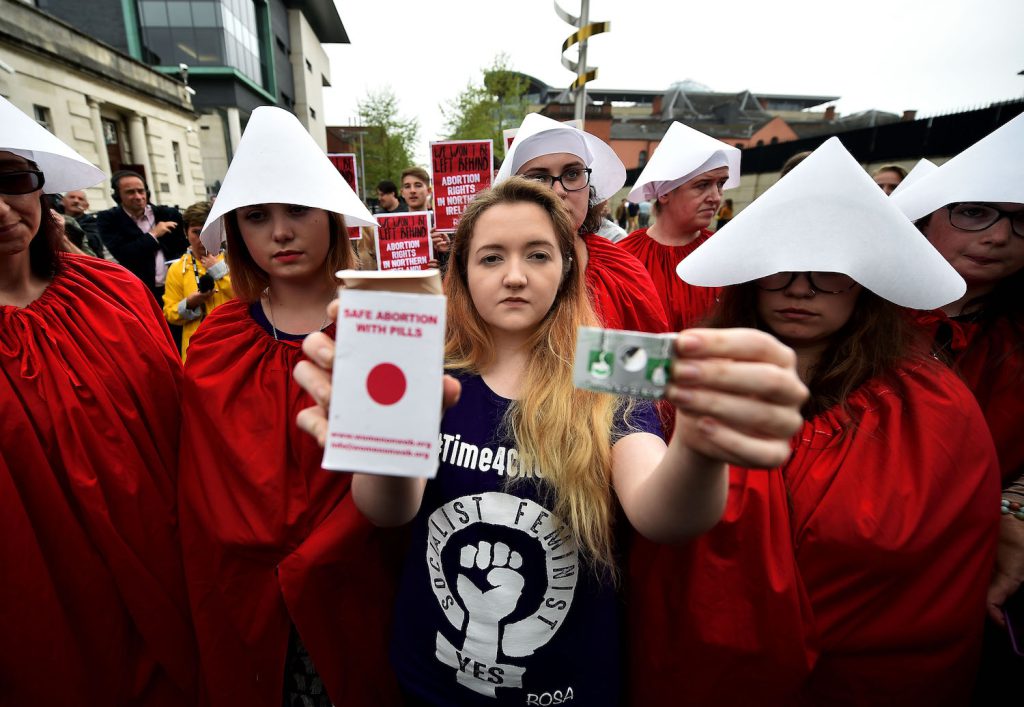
[323,270,446,478]
[328,153,363,240]
[430,139,493,232]
[374,212,433,271]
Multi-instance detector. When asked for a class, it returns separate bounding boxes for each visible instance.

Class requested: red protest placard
[430,139,493,232]
[328,153,363,240]
[328,153,358,193]
[374,212,433,271]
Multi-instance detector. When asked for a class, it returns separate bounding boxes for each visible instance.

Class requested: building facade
[1,0,206,210]
[33,0,348,192]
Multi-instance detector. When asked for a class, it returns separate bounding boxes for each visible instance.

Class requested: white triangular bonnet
[0,96,105,192]
[677,137,965,310]
[201,106,376,252]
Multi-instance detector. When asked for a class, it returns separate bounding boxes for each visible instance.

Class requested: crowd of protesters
[2,90,1021,707]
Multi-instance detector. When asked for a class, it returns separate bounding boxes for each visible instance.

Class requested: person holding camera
[162,200,233,361]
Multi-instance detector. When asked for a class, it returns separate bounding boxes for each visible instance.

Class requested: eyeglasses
[947,203,1024,238]
[756,271,858,294]
[520,167,592,192]
[0,170,45,196]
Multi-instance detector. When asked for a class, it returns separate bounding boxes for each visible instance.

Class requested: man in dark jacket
[98,170,186,301]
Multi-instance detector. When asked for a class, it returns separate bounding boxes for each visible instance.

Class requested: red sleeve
[179,301,404,707]
[0,255,196,705]
[618,227,721,331]
[580,233,669,333]
[627,361,1000,707]
[950,318,1024,483]
[913,310,1024,483]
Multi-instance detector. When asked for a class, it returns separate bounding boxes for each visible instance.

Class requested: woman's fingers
[442,375,462,412]
[671,328,808,410]
[296,406,328,448]
[665,327,807,468]
[301,330,335,371]
[677,412,794,469]
[666,383,804,440]
[677,328,798,369]
[670,357,808,406]
[293,360,332,410]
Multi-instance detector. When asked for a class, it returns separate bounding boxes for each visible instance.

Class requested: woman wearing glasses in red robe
[496,113,668,333]
[892,113,1024,697]
[0,98,196,704]
[628,139,999,707]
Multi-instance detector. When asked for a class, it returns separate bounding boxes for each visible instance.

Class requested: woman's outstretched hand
[665,328,808,469]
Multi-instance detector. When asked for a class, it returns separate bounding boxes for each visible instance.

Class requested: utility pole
[555,0,609,127]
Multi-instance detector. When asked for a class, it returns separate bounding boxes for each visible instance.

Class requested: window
[172,140,185,184]
[33,105,51,131]
[138,0,264,86]
[309,106,316,120]
[305,58,312,73]
[638,149,648,167]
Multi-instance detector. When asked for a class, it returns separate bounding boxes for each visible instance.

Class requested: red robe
[179,299,404,707]
[617,227,721,330]
[581,232,669,333]
[914,309,1024,483]
[0,254,196,705]
[628,360,999,707]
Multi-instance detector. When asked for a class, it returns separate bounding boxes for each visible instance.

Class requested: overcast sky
[323,0,1023,164]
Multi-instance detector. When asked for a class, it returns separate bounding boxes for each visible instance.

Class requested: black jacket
[97,204,187,296]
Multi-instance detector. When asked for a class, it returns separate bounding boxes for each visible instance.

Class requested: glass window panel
[167,0,191,25]
[192,28,223,64]
[140,1,169,26]
[142,27,174,64]
[224,36,237,68]
[172,26,198,62]
[191,1,217,27]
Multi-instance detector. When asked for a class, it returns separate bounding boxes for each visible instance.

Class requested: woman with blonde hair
[293,177,808,705]
[178,107,401,706]
[495,113,669,333]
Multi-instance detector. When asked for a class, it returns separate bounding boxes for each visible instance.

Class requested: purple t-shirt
[392,373,662,706]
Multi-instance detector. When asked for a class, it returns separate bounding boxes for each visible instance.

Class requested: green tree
[442,55,531,161]
[357,87,420,191]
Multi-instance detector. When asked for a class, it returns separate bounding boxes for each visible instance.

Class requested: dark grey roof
[610,116,775,141]
[792,110,901,138]
[287,0,349,44]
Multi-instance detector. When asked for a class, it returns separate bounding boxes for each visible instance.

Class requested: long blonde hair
[445,178,619,573]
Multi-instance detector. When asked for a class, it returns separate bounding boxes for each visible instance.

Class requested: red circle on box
[366,363,407,405]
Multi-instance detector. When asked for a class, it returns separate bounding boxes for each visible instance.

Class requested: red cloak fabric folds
[581,232,669,333]
[628,361,999,707]
[914,309,1024,482]
[617,227,721,330]
[0,254,196,705]
[179,299,404,707]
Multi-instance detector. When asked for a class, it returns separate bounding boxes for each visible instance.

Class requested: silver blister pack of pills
[573,326,677,399]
